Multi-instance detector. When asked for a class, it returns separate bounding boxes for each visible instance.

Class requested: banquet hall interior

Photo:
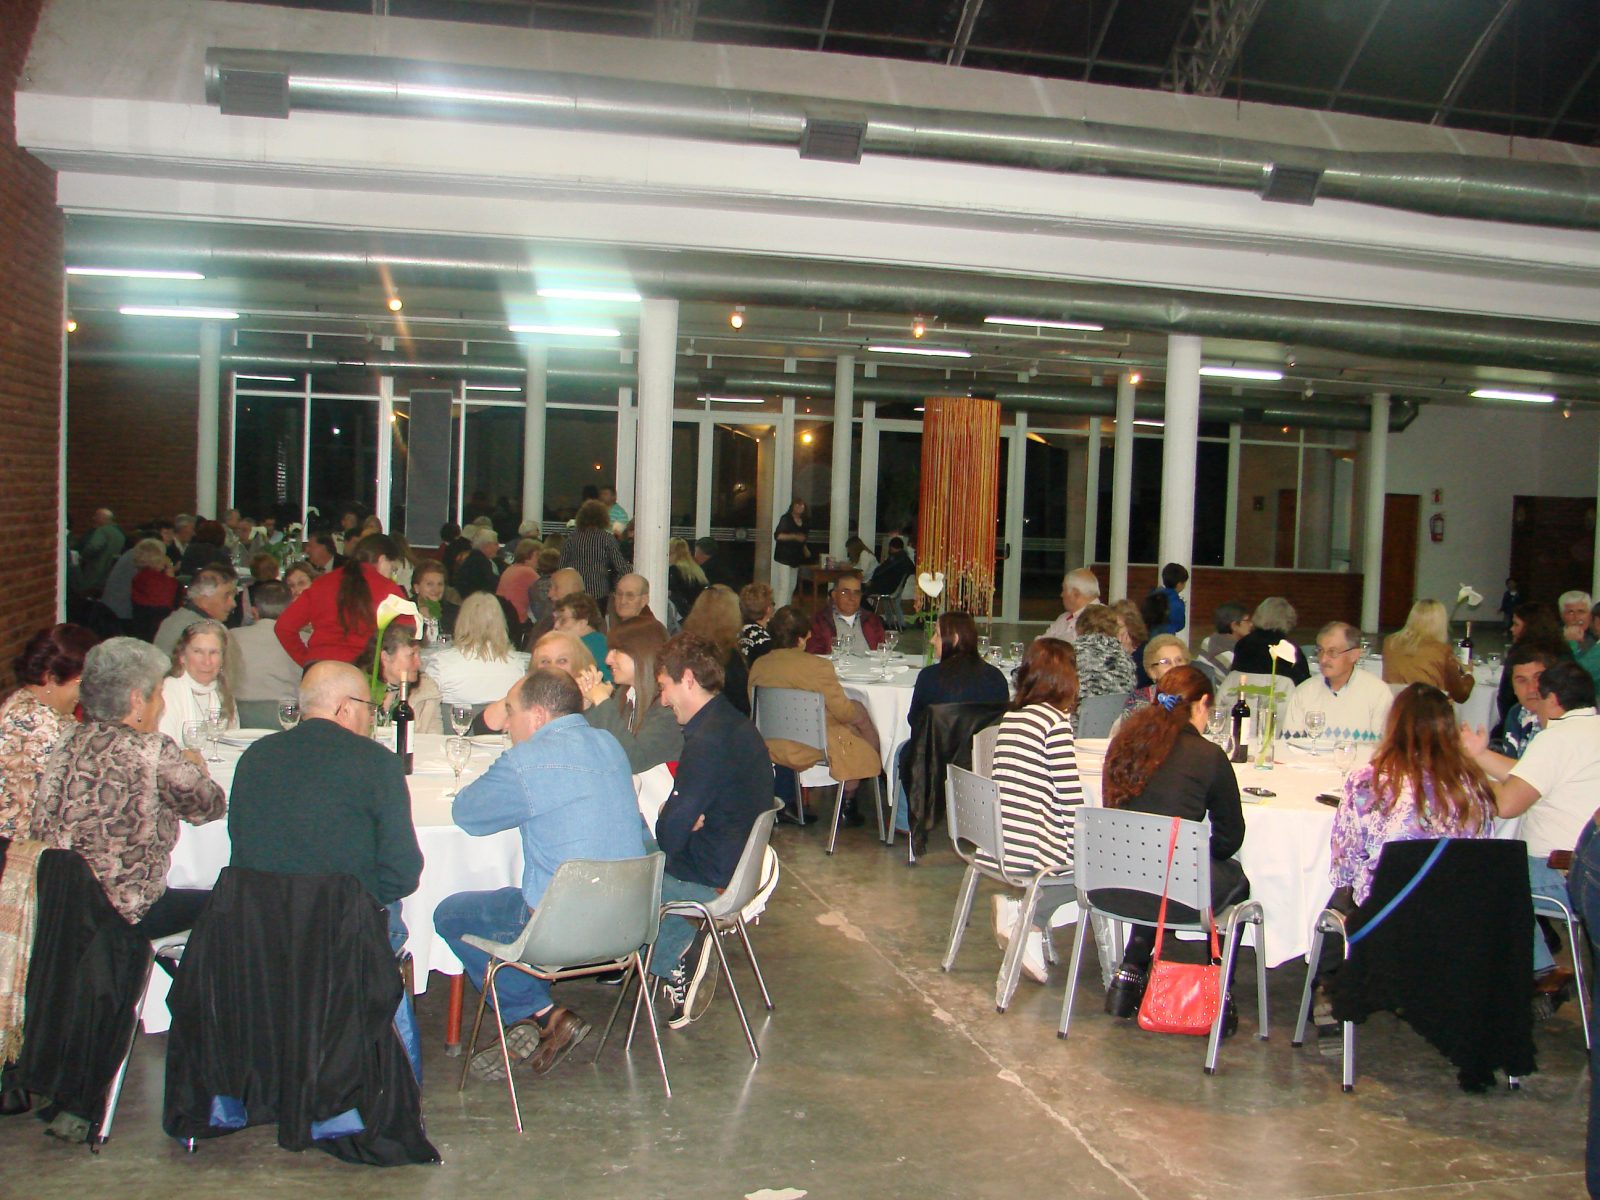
[2,0,1599,1195]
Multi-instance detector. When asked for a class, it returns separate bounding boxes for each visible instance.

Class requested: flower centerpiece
[1451,582,1483,635]
[368,594,421,705]
[1254,638,1298,766]
[915,570,946,665]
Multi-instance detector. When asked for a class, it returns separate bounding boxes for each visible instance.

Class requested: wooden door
[1379,493,1420,628]
[1275,490,1297,567]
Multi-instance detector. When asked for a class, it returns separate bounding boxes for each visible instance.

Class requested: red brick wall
[67,361,205,527]
[1089,564,1365,640]
[0,0,62,686]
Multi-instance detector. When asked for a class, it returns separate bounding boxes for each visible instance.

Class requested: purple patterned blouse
[1329,763,1494,905]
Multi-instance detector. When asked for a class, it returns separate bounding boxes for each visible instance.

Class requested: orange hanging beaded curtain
[915,396,1001,617]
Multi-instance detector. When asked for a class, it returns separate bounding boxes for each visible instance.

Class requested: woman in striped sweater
[981,636,1085,984]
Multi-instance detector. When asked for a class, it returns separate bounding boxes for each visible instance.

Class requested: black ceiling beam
[1542,43,1600,139]
[1083,0,1124,81]
[1431,0,1521,126]
[946,0,986,67]
[1324,0,1394,110]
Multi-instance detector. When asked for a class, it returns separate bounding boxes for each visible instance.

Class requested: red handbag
[1136,817,1223,1036]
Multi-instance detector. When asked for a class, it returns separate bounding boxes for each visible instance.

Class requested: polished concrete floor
[2,817,1586,1199]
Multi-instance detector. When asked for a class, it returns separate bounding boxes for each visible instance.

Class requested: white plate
[219,728,275,747]
[838,669,889,683]
[470,733,508,748]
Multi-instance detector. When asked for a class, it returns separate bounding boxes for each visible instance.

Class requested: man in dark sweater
[650,633,773,1028]
[454,527,502,600]
[227,661,423,951]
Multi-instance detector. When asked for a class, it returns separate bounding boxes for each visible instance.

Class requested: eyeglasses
[1316,645,1358,660]
[342,695,380,711]
[1152,657,1186,669]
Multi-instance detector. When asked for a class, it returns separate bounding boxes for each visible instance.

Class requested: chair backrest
[1074,807,1212,929]
[521,853,665,968]
[971,723,1001,777]
[704,804,782,918]
[753,686,829,757]
[945,764,1006,871]
[1076,691,1130,739]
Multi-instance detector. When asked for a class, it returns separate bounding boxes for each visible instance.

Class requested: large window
[232,388,304,526]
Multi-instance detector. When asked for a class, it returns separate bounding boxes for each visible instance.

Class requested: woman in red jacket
[274,534,407,666]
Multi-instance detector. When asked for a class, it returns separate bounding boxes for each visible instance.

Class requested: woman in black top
[906,611,1009,732]
[772,499,811,606]
[1230,595,1311,684]
[1099,666,1250,1019]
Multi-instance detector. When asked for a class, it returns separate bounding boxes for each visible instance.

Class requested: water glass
[885,630,900,656]
[202,715,224,762]
[978,635,991,657]
[449,703,474,737]
[182,721,207,757]
[1008,641,1024,664]
[277,698,300,731]
[444,736,472,797]
[1333,741,1357,780]
[1305,709,1327,748]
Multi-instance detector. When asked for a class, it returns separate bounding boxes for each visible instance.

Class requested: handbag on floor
[1137,817,1223,1036]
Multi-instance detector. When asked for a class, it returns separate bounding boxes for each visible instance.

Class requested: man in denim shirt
[436,668,645,1081]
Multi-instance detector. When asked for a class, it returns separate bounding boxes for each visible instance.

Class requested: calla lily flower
[916,571,946,599]
[376,594,421,625]
[1457,584,1484,608]
[1269,639,1298,664]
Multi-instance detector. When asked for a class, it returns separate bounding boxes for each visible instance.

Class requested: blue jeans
[649,875,722,979]
[1529,854,1572,975]
[1565,821,1600,1198]
[435,887,551,1024]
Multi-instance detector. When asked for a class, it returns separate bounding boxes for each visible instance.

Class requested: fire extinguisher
[1430,513,1445,543]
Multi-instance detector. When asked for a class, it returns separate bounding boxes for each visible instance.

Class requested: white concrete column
[1159,334,1202,581]
[1359,393,1391,633]
[635,299,678,607]
[857,399,879,552]
[1109,373,1136,601]
[614,378,636,522]
[375,372,394,529]
[196,321,221,516]
[1082,417,1102,567]
[695,414,713,540]
[58,319,69,620]
[1224,422,1242,567]
[1002,413,1028,623]
[1592,432,1600,602]
[521,344,548,528]
[829,354,855,557]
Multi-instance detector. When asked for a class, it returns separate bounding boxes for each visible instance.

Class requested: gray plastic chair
[1075,691,1130,739]
[971,724,1001,779]
[457,852,669,1128]
[754,685,857,853]
[1532,892,1591,1050]
[658,802,783,1061]
[941,765,1078,1012]
[1058,807,1268,1075]
[233,699,280,729]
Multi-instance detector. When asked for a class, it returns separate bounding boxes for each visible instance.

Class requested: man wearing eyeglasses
[228,661,423,952]
[1282,621,1394,741]
[803,572,886,656]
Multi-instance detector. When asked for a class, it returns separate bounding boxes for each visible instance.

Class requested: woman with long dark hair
[907,611,1009,732]
[578,617,684,773]
[1100,665,1249,1019]
[273,533,407,666]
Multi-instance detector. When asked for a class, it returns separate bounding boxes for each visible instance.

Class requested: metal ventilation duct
[201,49,1600,232]
[67,346,1420,431]
[65,218,1600,374]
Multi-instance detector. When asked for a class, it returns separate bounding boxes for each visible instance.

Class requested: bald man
[227,661,422,950]
[525,566,585,642]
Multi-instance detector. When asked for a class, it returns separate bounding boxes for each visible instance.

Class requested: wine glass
[201,714,224,762]
[182,721,207,758]
[1206,705,1233,755]
[449,703,474,737]
[1304,709,1327,750]
[444,736,473,797]
[884,630,900,656]
[1333,741,1357,781]
[277,698,300,731]
[977,635,991,658]
[1008,641,1024,665]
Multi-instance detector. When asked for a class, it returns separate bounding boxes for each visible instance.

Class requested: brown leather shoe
[527,1007,591,1076]
[469,1017,543,1082]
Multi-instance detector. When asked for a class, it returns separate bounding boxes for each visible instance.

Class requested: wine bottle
[1229,676,1251,764]
[394,678,415,775]
[1458,621,1473,667]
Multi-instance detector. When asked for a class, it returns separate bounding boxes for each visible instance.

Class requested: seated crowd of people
[8,504,1600,1152]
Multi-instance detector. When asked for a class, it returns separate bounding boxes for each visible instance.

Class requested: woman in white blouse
[424,592,530,707]
[158,620,238,744]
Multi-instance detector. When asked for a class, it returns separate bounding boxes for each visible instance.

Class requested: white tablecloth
[833,653,924,775]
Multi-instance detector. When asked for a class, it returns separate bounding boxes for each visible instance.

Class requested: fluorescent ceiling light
[235,374,295,382]
[984,315,1104,332]
[1471,388,1556,403]
[1198,366,1284,381]
[536,287,642,303]
[867,344,972,359]
[69,266,204,280]
[119,305,239,320]
[508,323,621,338]
[466,384,523,392]
[1133,419,1166,428]
[701,395,765,405]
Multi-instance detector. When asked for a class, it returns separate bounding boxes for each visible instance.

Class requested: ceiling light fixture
[1133,419,1165,428]
[729,305,745,330]
[236,374,295,382]
[119,305,239,320]
[508,323,621,338]
[536,286,643,303]
[1128,372,1143,385]
[911,317,926,339]
[867,344,972,359]
[465,384,523,392]
[984,315,1104,332]
[64,318,78,334]
[387,296,403,313]
[701,394,764,405]
[1198,366,1285,381]
[1471,388,1556,403]
[799,431,814,445]
[68,266,205,280]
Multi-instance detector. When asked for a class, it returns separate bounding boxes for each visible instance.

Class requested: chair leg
[707,923,759,1062]
[98,955,155,1146]
[458,966,495,1091]
[1342,1020,1356,1092]
[1291,927,1324,1048]
[595,953,639,1059]
[884,758,899,847]
[734,917,774,1010]
[1205,910,1247,1075]
[872,774,887,844]
[1056,910,1093,1038]
[996,883,1043,1013]
[486,964,523,1133]
[825,782,846,855]
[1557,903,1593,1052]
[941,866,980,972]
[1252,912,1270,1043]
[634,944,671,1098]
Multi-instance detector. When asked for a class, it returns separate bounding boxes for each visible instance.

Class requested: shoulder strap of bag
[1346,838,1449,947]
[1149,816,1221,963]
